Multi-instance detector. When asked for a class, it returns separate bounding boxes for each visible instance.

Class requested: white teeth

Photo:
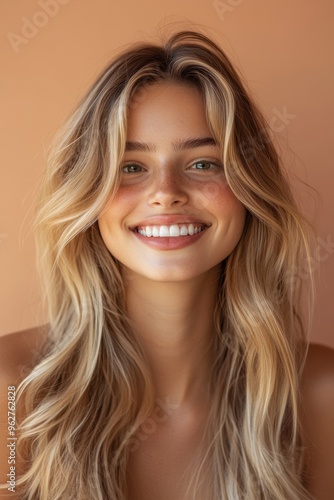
[136,224,206,238]
[180,225,188,236]
[160,225,169,237]
[169,224,180,237]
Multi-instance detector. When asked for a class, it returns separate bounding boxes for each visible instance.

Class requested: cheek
[97,187,138,253]
[99,188,129,216]
[194,175,232,206]
[222,190,246,218]
[97,214,125,263]
[200,181,245,219]
[97,216,111,253]
[231,201,247,241]
[97,202,119,250]
[98,186,136,229]
[214,188,246,239]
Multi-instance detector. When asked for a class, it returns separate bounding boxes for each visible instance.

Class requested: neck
[123,266,220,408]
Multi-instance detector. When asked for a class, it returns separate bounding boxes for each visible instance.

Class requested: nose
[148,167,189,207]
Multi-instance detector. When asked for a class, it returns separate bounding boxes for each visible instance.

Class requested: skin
[97,82,247,498]
[98,81,246,409]
[0,81,334,499]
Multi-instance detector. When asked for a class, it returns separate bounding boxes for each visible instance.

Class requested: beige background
[1,0,333,347]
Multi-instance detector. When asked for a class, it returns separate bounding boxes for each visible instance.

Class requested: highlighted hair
[11,30,313,499]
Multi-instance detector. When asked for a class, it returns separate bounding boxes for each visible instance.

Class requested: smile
[135,224,207,238]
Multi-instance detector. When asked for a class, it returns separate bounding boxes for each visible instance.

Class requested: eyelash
[122,164,145,173]
[121,160,223,173]
[190,161,222,171]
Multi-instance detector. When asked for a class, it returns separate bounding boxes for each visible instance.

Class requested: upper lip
[130,215,211,229]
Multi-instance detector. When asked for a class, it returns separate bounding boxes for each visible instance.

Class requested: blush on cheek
[218,192,247,235]
[199,179,240,209]
[108,184,142,213]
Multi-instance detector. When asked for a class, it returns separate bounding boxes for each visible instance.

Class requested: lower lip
[132,228,208,250]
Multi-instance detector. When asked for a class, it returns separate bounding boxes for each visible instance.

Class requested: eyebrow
[124,136,218,152]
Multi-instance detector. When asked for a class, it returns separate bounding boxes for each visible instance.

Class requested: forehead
[126,81,213,143]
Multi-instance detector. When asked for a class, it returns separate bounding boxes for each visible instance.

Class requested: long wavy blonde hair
[11,30,314,499]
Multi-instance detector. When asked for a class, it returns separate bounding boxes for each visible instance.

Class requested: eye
[121,163,144,173]
[190,160,222,171]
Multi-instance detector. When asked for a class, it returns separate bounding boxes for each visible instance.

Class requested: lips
[136,223,207,238]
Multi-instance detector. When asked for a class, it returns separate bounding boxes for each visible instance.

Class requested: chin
[122,262,221,285]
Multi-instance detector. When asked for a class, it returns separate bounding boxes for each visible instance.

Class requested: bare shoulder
[300,342,334,414]
[0,325,49,381]
[300,342,334,499]
[302,342,334,380]
[0,326,49,498]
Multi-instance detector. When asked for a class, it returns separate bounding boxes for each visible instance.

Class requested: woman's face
[98,81,246,283]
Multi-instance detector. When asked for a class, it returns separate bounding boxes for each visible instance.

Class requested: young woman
[1,29,334,500]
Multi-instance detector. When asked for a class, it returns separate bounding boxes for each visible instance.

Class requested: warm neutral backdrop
[1,0,333,347]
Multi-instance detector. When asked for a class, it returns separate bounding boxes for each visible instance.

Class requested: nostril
[148,185,189,207]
